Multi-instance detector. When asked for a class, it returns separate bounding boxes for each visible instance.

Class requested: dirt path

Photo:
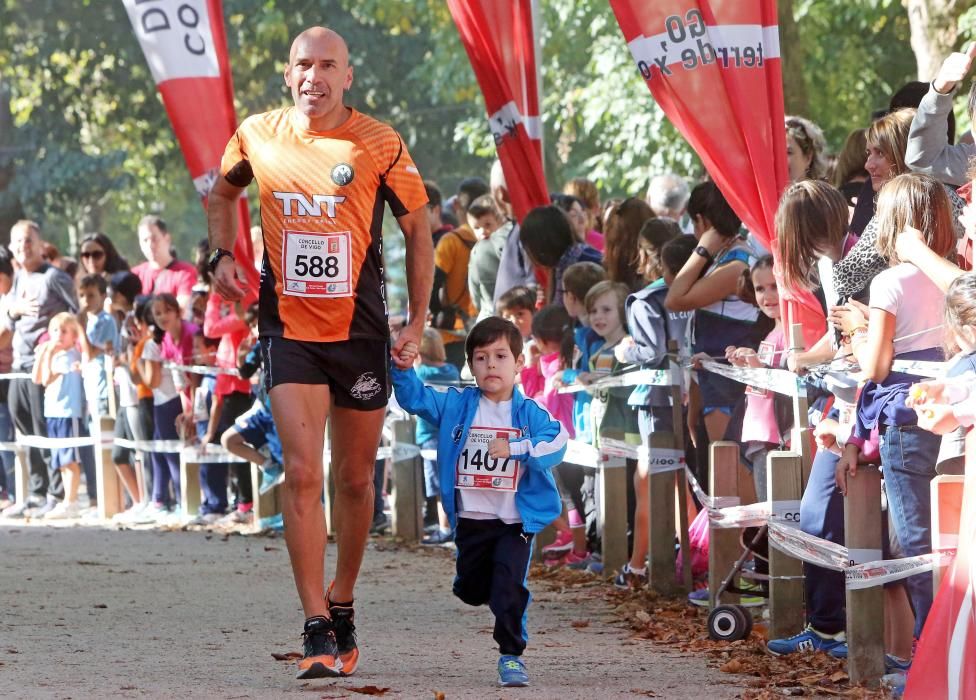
[0,523,749,699]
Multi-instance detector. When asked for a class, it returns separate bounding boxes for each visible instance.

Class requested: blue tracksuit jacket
[391,366,567,533]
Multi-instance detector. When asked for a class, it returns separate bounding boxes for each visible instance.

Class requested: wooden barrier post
[766,451,805,639]
[251,461,280,528]
[844,463,885,684]
[391,418,423,542]
[648,430,678,594]
[179,456,202,518]
[531,523,557,564]
[787,324,812,484]
[94,416,125,519]
[13,436,29,505]
[600,454,629,576]
[709,441,741,607]
[669,342,693,592]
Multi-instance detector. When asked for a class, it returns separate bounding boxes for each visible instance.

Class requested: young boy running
[391,316,568,688]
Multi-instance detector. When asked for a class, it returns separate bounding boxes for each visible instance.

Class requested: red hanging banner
[608,1,824,344]
[447,0,549,223]
[122,0,258,290]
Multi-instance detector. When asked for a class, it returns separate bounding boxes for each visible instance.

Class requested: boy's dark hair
[134,295,154,326]
[79,273,107,295]
[687,181,741,238]
[424,180,443,209]
[109,271,142,306]
[562,261,606,300]
[520,205,575,268]
[465,316,523,365]
[456,177,490,215]
[193,327,221,349]
[638,217,682,250]
[497,285,536,314]
[531,304,574,368]
[467,193,498,219]
[660,235,697,277]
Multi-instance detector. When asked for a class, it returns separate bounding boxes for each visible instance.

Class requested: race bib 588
[282,229,352,298]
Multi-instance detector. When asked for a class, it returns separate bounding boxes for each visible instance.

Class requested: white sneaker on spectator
[186,512,223,527]
[113,502,147,523]
[217,509,253,527]
[140,503,170,524]
[43,500,82,520]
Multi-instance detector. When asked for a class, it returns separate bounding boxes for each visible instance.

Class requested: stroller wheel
[734,605,754,638]
[707,605,750,641]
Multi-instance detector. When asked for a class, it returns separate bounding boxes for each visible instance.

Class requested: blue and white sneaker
[259,462,285,496]
[258,512,285,532]
[766,625,846,656]
[498,655,529,687]
[829,644,911,673]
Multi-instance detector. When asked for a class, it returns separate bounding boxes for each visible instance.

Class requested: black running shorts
[261,336,390,411]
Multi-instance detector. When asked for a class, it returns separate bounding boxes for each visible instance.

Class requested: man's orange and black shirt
[220,107,427,343]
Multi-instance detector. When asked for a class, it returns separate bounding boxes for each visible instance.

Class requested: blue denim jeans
[799,448,847,635]
[880,424,940,639]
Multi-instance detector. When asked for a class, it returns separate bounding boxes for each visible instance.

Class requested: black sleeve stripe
[380,180,409,217]
[225,159,254,188]
[379,136,404,183]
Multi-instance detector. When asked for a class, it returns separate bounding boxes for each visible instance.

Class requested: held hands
[487,438,511,460]
[391,320,422,369]
[934,43,976,94]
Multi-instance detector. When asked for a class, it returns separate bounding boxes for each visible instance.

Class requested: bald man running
[208,27,433,679]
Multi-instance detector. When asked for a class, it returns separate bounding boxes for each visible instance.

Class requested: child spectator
[415,328,461,545]
[467,194,507,321]
[222,304,285,500]
[558,261,607,558]
[391,317,568,688]
[723,257,786,502]
[834,173,954,656]
[186,329,227,526]
[611,220,691,588]
[77,274,118,418]
[497,285,536,342]
[32,313,91,519]
[521,305,586,565]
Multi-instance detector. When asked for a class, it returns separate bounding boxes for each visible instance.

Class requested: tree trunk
[905,0,975,81]
[778,0,810,117]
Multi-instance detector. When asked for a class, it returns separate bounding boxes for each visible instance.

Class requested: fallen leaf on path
[830,671,849,683]
[629,690,658,697]
[93,604,107,609]
[570,620,589,628]
[263,546,280,551]
[345,686,391,696]
[433,692,446,700]
[271,651,302,661]
[719,658,743,673]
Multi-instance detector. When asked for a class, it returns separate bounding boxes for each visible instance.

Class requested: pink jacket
[203,292,255,397]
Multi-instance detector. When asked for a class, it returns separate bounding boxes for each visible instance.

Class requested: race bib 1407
[282,229,352,298]
[456,426,521,492]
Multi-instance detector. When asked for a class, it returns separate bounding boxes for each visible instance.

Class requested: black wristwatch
[207,247,235,274]
[694,245,714,264]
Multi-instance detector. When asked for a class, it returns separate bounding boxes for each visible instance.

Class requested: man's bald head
[289,26,349,66]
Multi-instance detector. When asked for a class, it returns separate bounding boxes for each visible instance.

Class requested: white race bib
[456,426,521,492]
[282,229,352,298]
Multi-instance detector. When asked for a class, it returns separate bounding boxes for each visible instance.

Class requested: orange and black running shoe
[296,616,341,679]
[327,586,359,676]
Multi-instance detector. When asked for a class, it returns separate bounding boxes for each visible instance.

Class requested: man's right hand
[10,295,39,319]
[212,256,244,302]
[934,43,976,94]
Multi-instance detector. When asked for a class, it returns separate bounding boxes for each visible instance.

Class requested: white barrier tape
[114,438,184,453]
[848,548,884,565]
[845,551,955,590]
[565,439,600,468]
[646,449,687,475]
[767,520,851,571]
[180,446,245,464]
[709,502,770,529]
[770,499,802,523]
[0,372,33,380]
[699,360,803,398]
[163,362,241,377]
[17,434,100,449]
[684,465,740,509]
[557,368,680,394]
[420,449,437,461]
[889,360,944,378]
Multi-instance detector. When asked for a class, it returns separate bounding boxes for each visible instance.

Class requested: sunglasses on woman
[80,250,105,260]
